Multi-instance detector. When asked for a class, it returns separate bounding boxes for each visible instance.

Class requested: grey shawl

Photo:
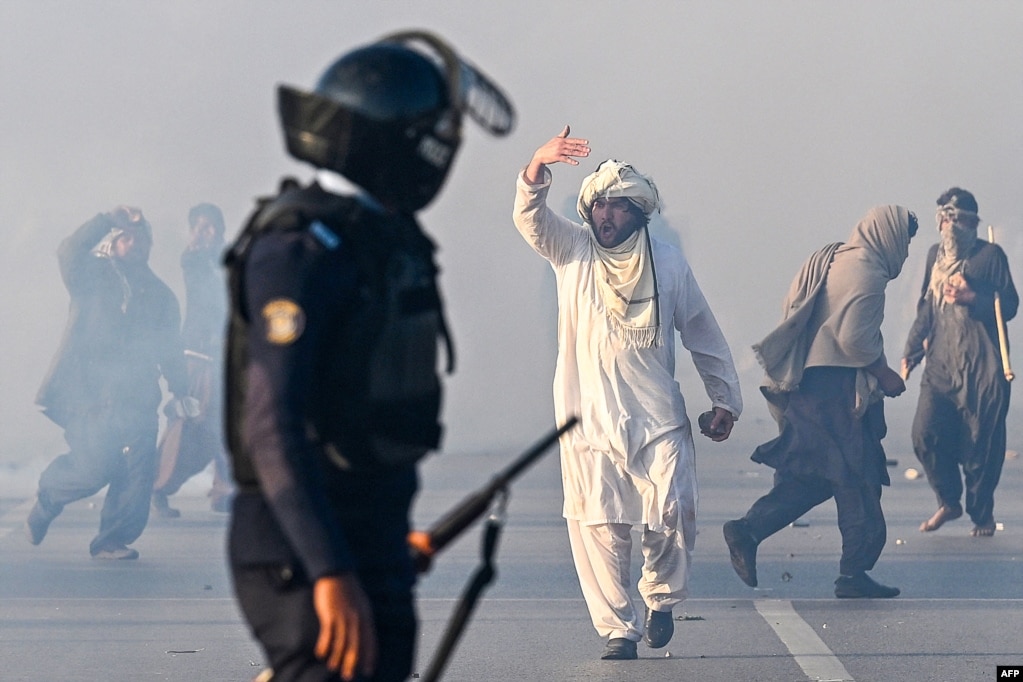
[754,205,913,419]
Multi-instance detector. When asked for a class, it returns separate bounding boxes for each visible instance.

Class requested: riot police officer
[225,31,513,681]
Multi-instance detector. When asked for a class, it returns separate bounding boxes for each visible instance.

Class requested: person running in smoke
[152,203,235,517]
[27,205,195,560]
[724,206,918,598]
[902,187,1017,537]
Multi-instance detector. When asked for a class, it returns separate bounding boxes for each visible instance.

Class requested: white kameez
[513,169,743,550]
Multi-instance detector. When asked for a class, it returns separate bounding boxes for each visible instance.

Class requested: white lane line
[756,599,854,682]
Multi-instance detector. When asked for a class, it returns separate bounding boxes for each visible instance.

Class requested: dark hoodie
[36,213,188,427]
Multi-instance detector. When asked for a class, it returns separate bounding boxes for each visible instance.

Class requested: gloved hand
[164,396,201,419]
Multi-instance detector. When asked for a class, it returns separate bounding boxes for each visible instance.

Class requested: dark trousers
[231,563,416,682]
[742,470,887,576]
[912,385,1008,525]
[37,407,158,554]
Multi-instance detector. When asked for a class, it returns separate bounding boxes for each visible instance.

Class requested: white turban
[577,160,661,224]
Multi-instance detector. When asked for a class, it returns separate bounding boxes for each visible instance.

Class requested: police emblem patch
[262,298,305,345]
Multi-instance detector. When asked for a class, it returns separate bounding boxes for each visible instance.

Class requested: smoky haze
[2,1,1022,495]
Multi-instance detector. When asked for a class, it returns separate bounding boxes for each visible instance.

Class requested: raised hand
[524,125,591,183]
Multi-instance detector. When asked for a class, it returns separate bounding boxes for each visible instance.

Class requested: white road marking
[756,599,854,682]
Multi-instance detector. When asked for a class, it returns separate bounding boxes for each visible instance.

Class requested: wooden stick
[988,225,1015,382]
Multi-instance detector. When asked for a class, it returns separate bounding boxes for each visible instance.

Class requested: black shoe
[151,492,181,519]
[24,501,55,545]
[723,519,759,587]
[834,572,900,598]
[644,608,674,648]
[600,638,638,660]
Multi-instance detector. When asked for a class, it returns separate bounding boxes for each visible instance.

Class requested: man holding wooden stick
[902,187,1018,537]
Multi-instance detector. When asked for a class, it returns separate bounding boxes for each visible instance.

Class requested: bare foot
[970,521,996,537]
[919,505,963,532]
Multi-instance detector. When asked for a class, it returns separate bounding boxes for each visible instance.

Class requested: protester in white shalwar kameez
[511,127,742,660]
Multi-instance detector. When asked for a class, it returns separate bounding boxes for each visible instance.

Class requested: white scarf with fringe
[579,160,663,348]
[590,226,660,348]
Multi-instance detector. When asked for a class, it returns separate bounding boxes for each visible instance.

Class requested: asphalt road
[2,425,1021,682]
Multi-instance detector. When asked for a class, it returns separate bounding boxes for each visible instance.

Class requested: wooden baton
[987,225,1014,382]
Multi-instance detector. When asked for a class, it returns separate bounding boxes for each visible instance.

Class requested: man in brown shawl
[723,206,918,598]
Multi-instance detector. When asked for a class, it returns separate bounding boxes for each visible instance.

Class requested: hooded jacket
[36,213,188,426]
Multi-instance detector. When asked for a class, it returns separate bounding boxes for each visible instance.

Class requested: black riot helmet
[278,30,515,213]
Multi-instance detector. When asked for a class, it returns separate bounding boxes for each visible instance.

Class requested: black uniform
[905,240,1017,527]
[225,182,447,682]
[34,213,188,555]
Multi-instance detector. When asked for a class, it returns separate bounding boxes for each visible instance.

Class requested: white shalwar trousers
[566,519,690,641]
